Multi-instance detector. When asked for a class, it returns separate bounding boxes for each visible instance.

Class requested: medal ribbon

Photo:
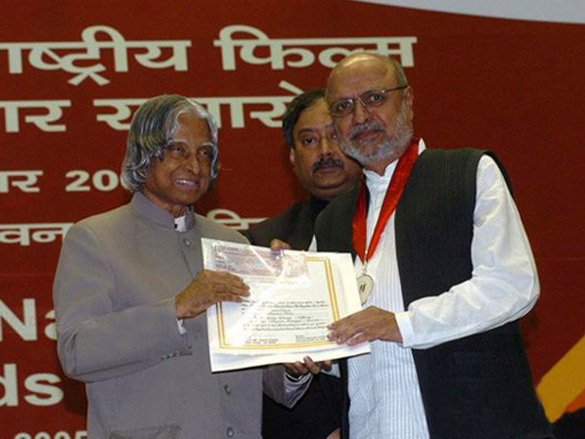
[352,138,420,264]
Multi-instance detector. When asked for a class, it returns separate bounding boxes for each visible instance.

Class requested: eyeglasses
[329,85,408,118]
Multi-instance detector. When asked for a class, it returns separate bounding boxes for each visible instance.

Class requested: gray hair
[121,94,219,192]
[385,55,409,87]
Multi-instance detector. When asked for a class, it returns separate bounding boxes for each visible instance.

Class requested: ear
[403,86,414,108]
[403,86,415,121]
[289,148,296,167]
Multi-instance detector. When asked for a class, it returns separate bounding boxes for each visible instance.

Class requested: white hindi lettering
[214,24,417,71]
[94,99,144,130]
[213,25,315,71]
[0,223,72,247]
[0,100,71,133]
[94,80,303,130]
[0,171,43,193]
[198,80,303,128]
[0,25,191,86]
[0,212,262,246]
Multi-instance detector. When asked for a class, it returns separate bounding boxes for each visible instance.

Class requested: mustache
[349,122,385,141]
[312,156,345,172]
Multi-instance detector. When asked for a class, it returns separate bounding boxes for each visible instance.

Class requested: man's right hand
[175,269,250,319]
[284,356,333,377]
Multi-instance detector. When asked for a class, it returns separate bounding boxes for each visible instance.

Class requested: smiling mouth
[175,178,199,189]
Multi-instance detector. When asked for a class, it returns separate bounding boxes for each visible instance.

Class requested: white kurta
[348,141,539,439]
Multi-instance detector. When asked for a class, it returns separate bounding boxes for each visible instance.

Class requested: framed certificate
[202,238,370,371]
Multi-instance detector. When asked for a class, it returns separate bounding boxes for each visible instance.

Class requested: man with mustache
[314,53,552,439]
[244,89,361,439]
[246,89,361,249]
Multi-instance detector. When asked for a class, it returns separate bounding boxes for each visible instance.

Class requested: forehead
[293,99,333,134]
[327,58,397,100]
[173,112,211,142]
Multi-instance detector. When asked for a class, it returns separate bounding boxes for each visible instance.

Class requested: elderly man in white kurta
[314,54,552,439]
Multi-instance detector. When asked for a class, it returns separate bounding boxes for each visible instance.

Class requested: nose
[184,153,201,174]
[352,98,371,124]
[320,137,335,156]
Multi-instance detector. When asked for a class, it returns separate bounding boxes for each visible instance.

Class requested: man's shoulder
[317,184,360,221]
[418,147,509,188]
[244,199,313,248]
[59,203,136,255]
[250,199,310,232]
[74,202,133,234]
[420,147,488,161]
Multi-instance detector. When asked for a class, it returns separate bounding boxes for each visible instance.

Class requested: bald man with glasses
[308,53,553,439]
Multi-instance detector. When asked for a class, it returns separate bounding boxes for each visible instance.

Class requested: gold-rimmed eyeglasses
[329,85,408,118]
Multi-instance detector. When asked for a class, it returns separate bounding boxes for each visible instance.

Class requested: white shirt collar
[174,214,189,232]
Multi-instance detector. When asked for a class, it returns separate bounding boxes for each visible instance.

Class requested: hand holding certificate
[202,238,370,371]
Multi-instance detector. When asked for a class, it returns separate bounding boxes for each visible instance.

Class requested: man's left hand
[328,306,403,345]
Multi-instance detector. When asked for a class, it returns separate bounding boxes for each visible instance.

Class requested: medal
[352,139,420,304]
[357,273,374,304]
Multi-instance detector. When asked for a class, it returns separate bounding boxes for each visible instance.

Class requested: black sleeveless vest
[315,149,551,439]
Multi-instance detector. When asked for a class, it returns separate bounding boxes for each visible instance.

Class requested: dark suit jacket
[244,197,327,250]
[244,196,343,439]
[314,150,552,439]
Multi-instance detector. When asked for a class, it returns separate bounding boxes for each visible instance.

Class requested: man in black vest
[316,53,552,439]
[244,89,361,439]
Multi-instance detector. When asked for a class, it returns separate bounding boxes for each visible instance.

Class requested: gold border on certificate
[215,257,340,350]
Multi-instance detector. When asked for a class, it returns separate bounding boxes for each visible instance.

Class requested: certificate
[203,238,370,372]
